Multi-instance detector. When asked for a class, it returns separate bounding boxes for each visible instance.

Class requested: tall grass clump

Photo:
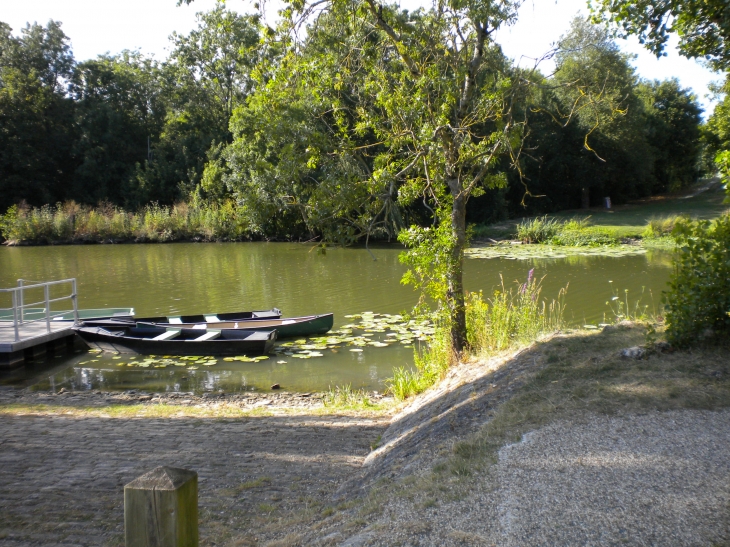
[389,326,454,400]
[466,270,567,355]
[516,216,561,243]
[642,214,687,239]
[388,271,566,401]
[323,384,380,410]
[517,216,621,246]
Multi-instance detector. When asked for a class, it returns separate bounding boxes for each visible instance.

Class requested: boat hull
[84,313,334,339]
[83,308,282,327]
[149,314,333,338]
[74,326,277,355]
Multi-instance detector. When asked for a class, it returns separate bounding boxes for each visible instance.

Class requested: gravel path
[345,409,730,547]
[0,412,388,547]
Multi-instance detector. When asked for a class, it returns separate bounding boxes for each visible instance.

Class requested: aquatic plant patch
[72,313,434,370]
[465,244,647,260]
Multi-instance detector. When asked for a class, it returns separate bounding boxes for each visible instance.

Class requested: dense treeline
[0,6,707,240]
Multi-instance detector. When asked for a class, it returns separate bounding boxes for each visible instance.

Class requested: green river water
[0,243,673,394]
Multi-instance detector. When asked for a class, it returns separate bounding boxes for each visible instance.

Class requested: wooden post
[124,467,198,547]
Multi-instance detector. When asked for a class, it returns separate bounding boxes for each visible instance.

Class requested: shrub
[664,214,730,345]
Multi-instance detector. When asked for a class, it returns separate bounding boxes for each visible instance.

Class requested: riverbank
[473,177,727,246]
[0,387,394,417]
[3,180,725,248]
[1,323,728,545]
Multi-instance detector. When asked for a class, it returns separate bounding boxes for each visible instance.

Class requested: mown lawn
[474,178,728,241]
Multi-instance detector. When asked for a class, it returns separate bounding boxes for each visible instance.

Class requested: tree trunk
[447,187,467,354]
[581,186,590,209]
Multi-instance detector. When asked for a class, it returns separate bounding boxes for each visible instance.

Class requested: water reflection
[0,243,674,393]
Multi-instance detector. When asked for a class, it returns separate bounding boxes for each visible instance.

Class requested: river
[0,243,672,393]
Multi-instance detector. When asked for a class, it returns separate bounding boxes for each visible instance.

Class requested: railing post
[124,467,198,547]
[44,284,51,334]
[11,290,20,342]
[16,279,24,324]
[71,279,79,324]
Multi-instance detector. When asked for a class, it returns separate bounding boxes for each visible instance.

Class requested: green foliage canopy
[590,0,730,71]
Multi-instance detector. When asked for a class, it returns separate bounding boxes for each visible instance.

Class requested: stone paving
[0,412,388,546]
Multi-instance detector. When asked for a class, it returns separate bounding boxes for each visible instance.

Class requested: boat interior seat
[194,329,220,341]
[167,316,183,324]
[204,315,219,322]
[192,324,207,329]
[152,329,181,341]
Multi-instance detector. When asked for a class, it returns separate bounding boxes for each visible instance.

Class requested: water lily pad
[112,356,121,360]
[277,360,287,364]
[349,348,363,352]
[188,366,199,370]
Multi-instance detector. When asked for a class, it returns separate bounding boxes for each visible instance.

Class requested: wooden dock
[0,321,76,367]
[0,278,80,368]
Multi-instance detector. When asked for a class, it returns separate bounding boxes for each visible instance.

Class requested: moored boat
[142,313,333,338]
[81,308,282,328]
[83,313,334,339]
[74,325,277,355]
[124,308,280,324]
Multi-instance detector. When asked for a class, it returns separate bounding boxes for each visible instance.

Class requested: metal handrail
[0,278,79,342]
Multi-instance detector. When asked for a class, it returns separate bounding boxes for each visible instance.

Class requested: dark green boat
[86,313,334,339]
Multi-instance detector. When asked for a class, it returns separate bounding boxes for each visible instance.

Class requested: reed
[388,272,567,400]
[466,271,567,356]
[0,200,252,244]
[389,327,454,400]
[516,216,562,243]
[516,215,623,246]
[641,214,687,239]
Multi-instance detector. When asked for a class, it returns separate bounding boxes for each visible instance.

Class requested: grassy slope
[475,179,728,241]
[218,325,730,545]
